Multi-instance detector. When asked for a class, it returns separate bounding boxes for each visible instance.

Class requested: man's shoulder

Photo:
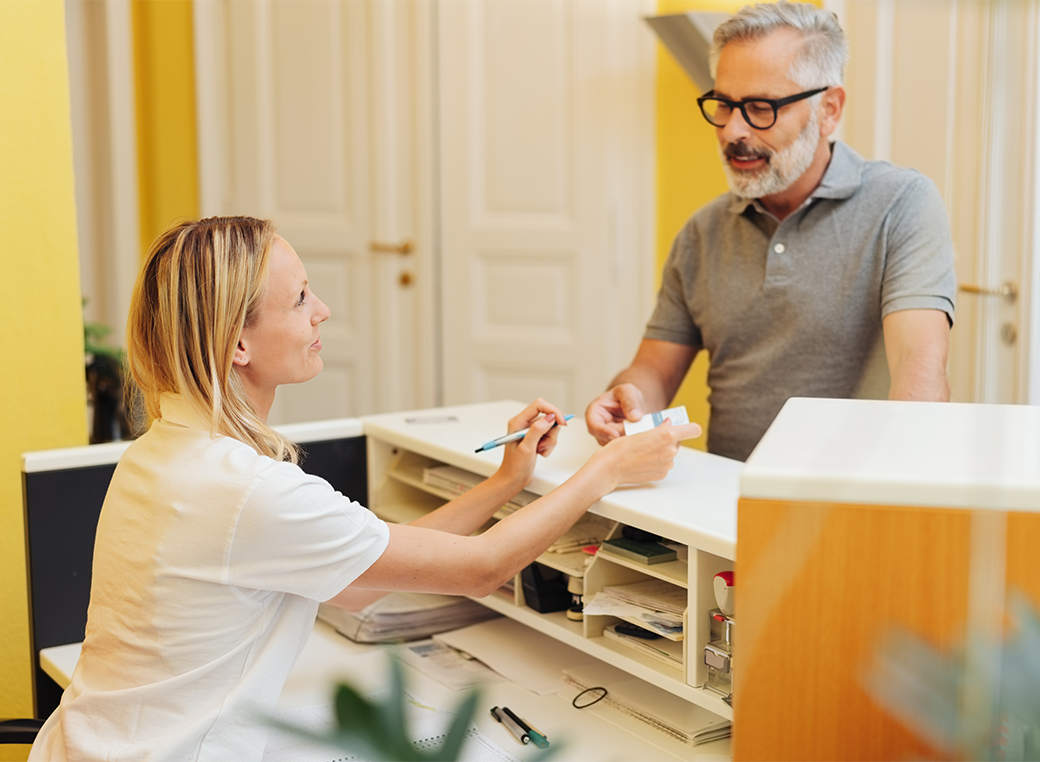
[838,144,936,200]
[859,156,929,189]
[682,192,743,233]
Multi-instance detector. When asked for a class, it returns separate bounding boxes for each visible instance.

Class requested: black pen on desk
[475,414,574,453]
[502,707,550,749]
[490,706,529,744]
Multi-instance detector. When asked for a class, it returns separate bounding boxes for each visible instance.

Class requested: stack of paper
[422,465,536,515]
[421,464,482,495]
[563,662,731,747]
[543,516,612,554]
[423,465,608,556]
[603,623,683,669]
[433,618,597,695]
[317,593,499,644]
[584,579,686,639]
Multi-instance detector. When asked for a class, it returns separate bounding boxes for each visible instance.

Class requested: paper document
[263,689,519,762]
[434,618,596,695]
[603,623,683,669]
[623,405,689,435]
[422,465,537,516]
[583,593,683,638]
[563,663,731,747]
[317,593,499,644]
[396,639,504,691]
[601,579,687,616]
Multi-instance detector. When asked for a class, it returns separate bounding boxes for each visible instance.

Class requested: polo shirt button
[774,243,786,254]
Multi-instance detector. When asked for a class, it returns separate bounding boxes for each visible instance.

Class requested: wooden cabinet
[736,397,1040,761]
[361,400,742,725]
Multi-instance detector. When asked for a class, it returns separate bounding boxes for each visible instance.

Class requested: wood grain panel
[734,497,974,761]
[1005,513,1040,605]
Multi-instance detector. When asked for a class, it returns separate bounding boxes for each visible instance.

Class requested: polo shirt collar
[725,140,864,215]
[810,141,862,200]
[160,393,212,431]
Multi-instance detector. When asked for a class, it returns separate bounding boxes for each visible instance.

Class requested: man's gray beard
[719,109,820,199]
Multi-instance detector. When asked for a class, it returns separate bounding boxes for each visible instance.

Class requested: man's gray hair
[709,1,849,89]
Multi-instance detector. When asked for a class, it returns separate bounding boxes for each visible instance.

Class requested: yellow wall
[132,0,200,253]
[0,0,86,751]
[655,0,745,449]
[655,0,820,450]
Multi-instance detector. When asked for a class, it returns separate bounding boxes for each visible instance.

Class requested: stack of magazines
[317,593,499,643]
[563,662,731,746]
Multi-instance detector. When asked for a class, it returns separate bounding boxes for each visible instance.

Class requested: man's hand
[585,383,647,445]
[586,339,698,446]
[592,418,703,486]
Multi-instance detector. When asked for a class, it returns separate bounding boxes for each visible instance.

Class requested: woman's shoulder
[125,417,288,483]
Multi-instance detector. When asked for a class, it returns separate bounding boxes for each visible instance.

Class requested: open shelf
[363,416,737,729]
[595,549,689,587]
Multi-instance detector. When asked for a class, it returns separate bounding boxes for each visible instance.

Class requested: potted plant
[84,302,132,443]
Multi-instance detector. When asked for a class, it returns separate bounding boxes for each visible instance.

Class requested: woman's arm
[327,400,565,611]
[327,419,700,606]
[406,399,566,536]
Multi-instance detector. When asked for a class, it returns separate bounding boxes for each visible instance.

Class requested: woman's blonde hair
[127,216,300,463]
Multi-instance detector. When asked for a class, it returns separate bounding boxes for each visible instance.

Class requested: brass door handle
[958,281,1017,303]
[370,239,414,255]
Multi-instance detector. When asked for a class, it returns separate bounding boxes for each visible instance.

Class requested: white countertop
[741,397,1040,511]
[362,401,742,560]
[22,417,363,472]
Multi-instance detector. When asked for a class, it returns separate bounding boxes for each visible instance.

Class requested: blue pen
[474,414,574,453]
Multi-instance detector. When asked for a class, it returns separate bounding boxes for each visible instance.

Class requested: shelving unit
[361,401,742,726]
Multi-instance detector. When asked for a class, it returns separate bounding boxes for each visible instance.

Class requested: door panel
[197,0,652,422]
[439,0,655,415]
[196,0,437,423]
[840,0,1036,404]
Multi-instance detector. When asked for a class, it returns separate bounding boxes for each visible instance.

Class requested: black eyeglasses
[697,87,829,130]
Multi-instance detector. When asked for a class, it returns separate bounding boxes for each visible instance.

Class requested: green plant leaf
[333,683,377,730]
[424,688,479,761]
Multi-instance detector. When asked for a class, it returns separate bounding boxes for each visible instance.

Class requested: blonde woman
[30,217,701,761]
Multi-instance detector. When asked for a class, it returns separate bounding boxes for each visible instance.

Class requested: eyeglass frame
[696,86,830,130]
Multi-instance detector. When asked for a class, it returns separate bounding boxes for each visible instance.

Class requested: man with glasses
[586,1,956,462]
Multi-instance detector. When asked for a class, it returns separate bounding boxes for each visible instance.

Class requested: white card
[623,405,690,435]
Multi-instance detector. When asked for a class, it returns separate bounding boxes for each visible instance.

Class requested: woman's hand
[594,419,702,488]
[495,398,568,491]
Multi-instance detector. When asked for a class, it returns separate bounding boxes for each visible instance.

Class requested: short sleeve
[226,463,390,602]
[643,224,704,347]
[880,174,957,325]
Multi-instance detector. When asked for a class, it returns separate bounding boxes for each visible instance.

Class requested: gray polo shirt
[645,141,956,462]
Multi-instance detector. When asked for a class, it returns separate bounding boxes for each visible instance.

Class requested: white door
[66,0,141,355]
[196,0,657,422]
[437,0,657,414]
[194,0,435,424]
[837,0,1038,404]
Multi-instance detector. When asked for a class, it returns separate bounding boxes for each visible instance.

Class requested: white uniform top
[30,394,390,761]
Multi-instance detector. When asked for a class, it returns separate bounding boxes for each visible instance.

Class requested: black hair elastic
[572,686,608,709]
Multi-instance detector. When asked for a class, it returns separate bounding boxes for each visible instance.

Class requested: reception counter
[735,397,1040,760]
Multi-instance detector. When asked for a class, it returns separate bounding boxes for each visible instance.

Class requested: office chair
[0,718,43,744]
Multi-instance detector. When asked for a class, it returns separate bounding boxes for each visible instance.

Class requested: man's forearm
[606,366,677,412]
[883,310,951,403]
[606,339,700,411]
[888,355,951,401]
